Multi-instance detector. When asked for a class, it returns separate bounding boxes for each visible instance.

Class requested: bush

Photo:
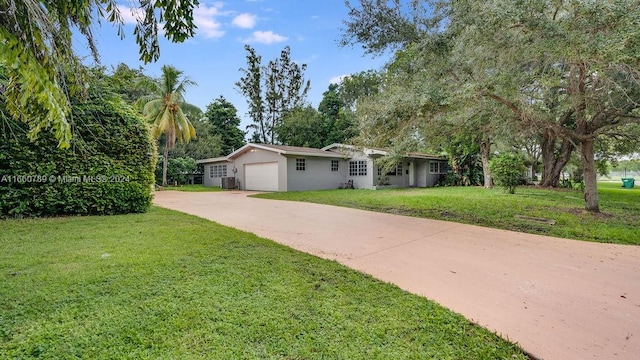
[489,152,526,194]
[155,156,197,185]
[0,74,156,218]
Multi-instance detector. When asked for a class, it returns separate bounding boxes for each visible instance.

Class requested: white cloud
[194,4,226,39]
[232,13,257,29]
[115,3,225,39]
[246,30,288,44]
[329,74,348,85]
[116,5,143,25]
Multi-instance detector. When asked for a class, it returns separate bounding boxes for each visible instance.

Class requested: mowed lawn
[0,207,528,359]
[255,182,640,245]
[160,184,223,192]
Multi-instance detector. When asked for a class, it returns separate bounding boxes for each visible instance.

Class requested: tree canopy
[203,96,246,155]
[236,45,310,144]
[342,0,640,212]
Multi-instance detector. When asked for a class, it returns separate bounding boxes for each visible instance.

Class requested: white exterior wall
[416,160,428,187]
[201,144,449,191]
[286,157,348,191]
[203,161,229,187]
[232,148,287,191]
[424,160,448,187]
[348,154,375,189]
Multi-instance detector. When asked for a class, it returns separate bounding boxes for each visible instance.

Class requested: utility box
[621,178,635,189]
[221,177,236,190]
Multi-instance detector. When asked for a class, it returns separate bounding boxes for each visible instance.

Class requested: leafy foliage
[154,156,197,185]
[105,63,154,105]
[236,45,310,144]
[0,0,199,147]
[275,85,358,148]
[0,70,155,218]
[489,153,526,194]
[275,106,326,148]
[342,0,640,212]
[203,96,246,154]
[166,120,223,162]
[337,70,383,110]
[439,133,485,187]
[138,65,197,186]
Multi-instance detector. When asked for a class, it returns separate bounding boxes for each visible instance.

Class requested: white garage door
[245,162,279,191]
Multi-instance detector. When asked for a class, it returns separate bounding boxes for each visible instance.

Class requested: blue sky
[78,0,390,130]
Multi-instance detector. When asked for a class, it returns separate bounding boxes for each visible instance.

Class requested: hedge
[0,79,156,218]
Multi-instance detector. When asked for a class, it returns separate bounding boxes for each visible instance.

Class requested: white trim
[197,157,230,164]
[429,161,444,174]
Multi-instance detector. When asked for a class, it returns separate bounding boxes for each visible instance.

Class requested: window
[296,158,306,171]
[349,160,367,176]
[429,161,442,174]
[331,160,339,172]
[377,163,403,176]
[210,164,227,178]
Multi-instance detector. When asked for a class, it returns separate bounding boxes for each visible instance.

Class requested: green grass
[255,182,640,245]
[161,184,222,192]
[0,207,528,359]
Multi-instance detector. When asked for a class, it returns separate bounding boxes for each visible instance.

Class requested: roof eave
[282,151,346,158]
[196,157,230,164]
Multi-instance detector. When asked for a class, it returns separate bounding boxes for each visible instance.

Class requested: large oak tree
[342,0,640,212]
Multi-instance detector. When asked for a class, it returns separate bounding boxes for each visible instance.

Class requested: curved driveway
[154,190,640,360]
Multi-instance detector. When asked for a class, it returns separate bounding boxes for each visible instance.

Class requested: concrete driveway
[153,190,640,360]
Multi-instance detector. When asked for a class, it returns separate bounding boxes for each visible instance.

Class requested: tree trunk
[162,142,169,187]
[581,139,599,212]
[539,130,574,187]
[479,138,493,188]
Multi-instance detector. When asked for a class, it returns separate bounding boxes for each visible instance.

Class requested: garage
[244,162,279,191]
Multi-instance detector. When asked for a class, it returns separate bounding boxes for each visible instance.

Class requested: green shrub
[489,152,526,194]
[0,74,156,218]
[155,156,197,185]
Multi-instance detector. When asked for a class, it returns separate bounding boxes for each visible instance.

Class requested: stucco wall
[424,160,448,187]
[203,161,230,187]
[201,145,449,191]
[416,160,428,187]
[232,148,287,191]
[347,154,374,189]
[286,156,348,191]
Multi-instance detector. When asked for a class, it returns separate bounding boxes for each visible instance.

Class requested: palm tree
[138,65,198,186]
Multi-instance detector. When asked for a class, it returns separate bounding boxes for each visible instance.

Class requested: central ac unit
[221,177,236,189]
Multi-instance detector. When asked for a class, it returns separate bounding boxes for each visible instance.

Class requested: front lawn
[255,182,639,245]
[160,184,223,192]
[0,207,528,359]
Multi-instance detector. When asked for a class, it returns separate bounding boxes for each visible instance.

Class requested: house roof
[406,152,447,160]
[227,143,345,159]
[197,143,447,164]
[322,143,388,156]
[195,156,231,164]
[323,143,446,160]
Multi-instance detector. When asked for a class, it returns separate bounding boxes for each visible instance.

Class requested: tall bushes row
[0,75,156,218]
